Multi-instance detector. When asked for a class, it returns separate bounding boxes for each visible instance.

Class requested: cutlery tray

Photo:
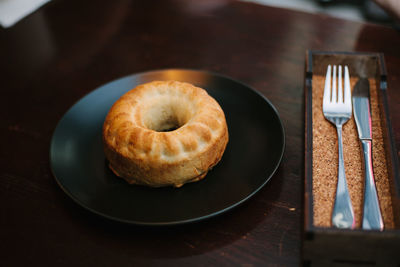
[303,51,400,266]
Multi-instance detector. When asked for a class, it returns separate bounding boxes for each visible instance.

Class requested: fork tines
[323,65,352,113]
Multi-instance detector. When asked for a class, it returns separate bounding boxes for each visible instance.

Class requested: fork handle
[332,125,355,229]
[361,140,384,230]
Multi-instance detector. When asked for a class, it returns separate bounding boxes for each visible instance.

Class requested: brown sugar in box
[312,75,394,228]
[303,51,400,266]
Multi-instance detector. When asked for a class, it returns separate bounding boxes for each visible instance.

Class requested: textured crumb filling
[141,96,195,132]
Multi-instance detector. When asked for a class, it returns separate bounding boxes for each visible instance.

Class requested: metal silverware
[323,65,355,229]
[352,78,384,231]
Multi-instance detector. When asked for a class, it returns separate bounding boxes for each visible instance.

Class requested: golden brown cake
[102,80,229,187]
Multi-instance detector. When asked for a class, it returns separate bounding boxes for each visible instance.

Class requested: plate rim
[50,68,286,226]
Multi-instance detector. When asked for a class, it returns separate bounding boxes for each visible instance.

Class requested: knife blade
[352,78,384,230]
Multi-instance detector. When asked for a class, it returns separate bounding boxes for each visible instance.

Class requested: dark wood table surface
[1,0,400,266]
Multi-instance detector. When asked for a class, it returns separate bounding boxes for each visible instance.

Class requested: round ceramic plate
[50,69,285,225]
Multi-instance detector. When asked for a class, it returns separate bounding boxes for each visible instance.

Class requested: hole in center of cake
[143,100,192,132]
[159,125,180,132]
[153,116,181,132]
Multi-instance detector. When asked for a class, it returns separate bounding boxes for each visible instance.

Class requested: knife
[352,78,384,230]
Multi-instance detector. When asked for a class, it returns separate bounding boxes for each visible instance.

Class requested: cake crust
[102,80,229,187]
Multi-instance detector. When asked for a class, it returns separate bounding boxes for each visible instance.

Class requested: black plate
[50,69,285,225]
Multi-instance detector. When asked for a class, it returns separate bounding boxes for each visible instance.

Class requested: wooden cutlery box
[303,51,400,266]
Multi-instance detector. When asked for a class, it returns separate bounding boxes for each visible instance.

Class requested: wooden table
[1,0,400,266]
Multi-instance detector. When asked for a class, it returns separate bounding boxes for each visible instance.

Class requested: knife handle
[361,140,384,230]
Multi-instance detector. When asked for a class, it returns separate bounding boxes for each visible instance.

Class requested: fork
[323,65,355,229]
